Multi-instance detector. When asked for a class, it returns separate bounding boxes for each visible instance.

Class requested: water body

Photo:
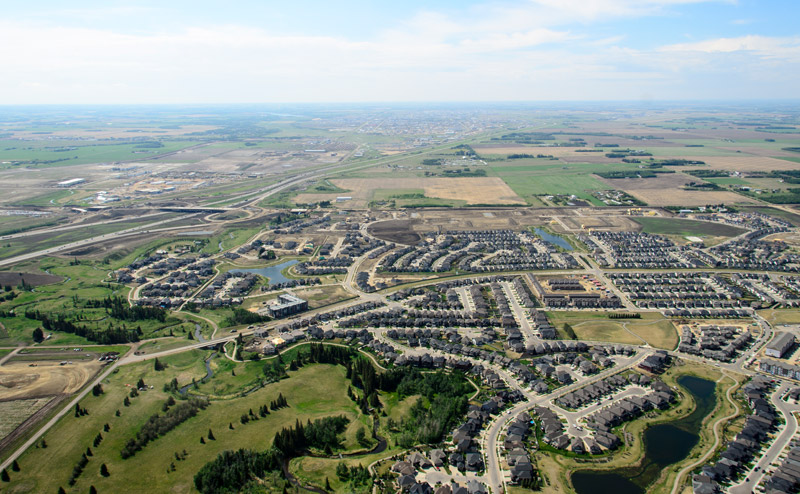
[534,228,573,251]
[230,259,299,286]
[572,375,716,494]
[179,353,216,395]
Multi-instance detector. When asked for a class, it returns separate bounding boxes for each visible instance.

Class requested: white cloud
[0,0,795,103]
[662,35,800,53]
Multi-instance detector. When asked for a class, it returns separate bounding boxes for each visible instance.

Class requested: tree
[207,429,215,441]
[85,447,93,457]
[325,477,332,491]
[136,378,146,390]
[356,427,368,447]
[58,487,66,494]
[123,397,131,407]
[100,463,109,477]
[92,384,104,396]
[200,437,205,444]
[1,469,9,482]
[11,460,19,472]
[40,438,47,448]
[154,358,166,371]
[335,462,348,481]
[89,486,97,494]
[32,327,44,343]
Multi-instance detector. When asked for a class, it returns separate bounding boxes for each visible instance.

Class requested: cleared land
[0,360,102,400]
[297,177,526,206]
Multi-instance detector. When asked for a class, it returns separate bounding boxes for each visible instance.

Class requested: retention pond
[571,375,717,494]
[534,228,573,251]
[230,259,299,286]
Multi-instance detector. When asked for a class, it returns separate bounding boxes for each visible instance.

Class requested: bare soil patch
[0,361,102,401]
[368,220,421,245]
[0,271,62,287]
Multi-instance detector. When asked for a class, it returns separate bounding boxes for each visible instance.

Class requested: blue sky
[1,0,798,103]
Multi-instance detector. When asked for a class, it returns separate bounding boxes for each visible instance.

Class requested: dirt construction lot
[0,360,102,401]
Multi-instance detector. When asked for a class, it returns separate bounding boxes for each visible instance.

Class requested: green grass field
[632,217,746,237]
[4,357,370,494]
[547,312,679,349]
[0,140,195,169]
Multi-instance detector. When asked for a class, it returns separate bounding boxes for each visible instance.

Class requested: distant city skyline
[2,0,799,104]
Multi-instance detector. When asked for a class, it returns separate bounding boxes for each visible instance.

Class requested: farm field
[297,177,527,206]
[0,398,53,441]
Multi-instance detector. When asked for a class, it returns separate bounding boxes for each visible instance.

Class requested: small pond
[571,375,716,494]
[230,259,299,286]
[534,228,573,251]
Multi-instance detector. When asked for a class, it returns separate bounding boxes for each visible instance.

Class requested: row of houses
[503,412,537,485]
[677,325,752,362]
[555,373,635,410]
[693,376,777,493]
[762,445,800,494]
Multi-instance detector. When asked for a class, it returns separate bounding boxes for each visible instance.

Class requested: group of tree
[272,415,349,456]
[335,462,371,486]
[120,397,209,459]
[193,448,282,494]
[224,308,270,327]
[83,295,167,322]
[269,393,288,410]
[608,312,641,319]
[23,310,141,344]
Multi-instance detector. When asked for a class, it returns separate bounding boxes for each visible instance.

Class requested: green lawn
[632,217,746,237]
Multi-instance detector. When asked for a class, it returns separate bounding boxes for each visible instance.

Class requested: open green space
[632,217,746,237]
[547,312,679,349]
[3,357,368,494]
[0,140,196,169]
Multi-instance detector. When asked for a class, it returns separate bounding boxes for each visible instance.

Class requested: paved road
[483,350,649,493]
[0,351,129,472]
[0,214,199,268]
[728,384,800,494]
[671,373,741,494]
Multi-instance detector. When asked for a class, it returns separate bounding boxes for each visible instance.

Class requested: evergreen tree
[207,429,215,440]
[58,487,66,494]
[32,327,44,343]
[100,463,109,477]
[325,477,331,491]
[1,469,9,482]
[85,447,93,457]
[11,460,19,472]
[89,486,97,494]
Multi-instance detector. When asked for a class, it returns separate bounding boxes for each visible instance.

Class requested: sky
[1,0,799,104]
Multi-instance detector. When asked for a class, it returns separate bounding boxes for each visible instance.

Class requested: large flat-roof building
[766,332,795,359]
[267,294,308,319]
[57,178,85,187]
